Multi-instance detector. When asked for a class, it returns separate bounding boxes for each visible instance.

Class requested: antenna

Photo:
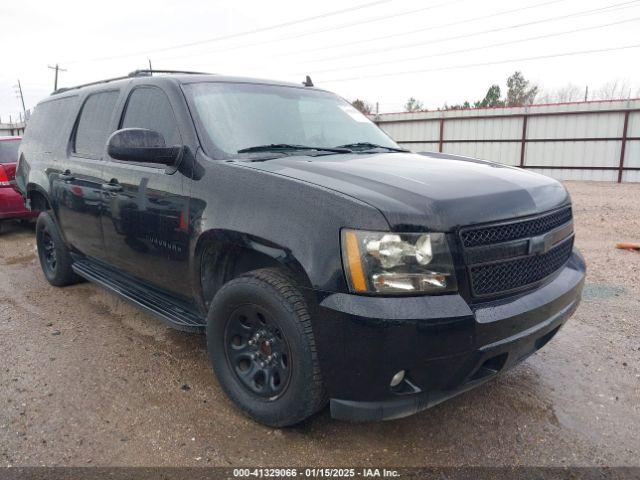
[303,75,314,87]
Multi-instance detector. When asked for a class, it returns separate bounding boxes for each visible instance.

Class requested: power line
[302,0,640,63]
[294,16,640,75]
[65,0,391,64]
[284,0,573,56]
[152,0,470,64]
[320,43,640,83]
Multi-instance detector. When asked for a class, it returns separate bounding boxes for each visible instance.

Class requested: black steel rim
[224,304,292,400]
[40,227,57,274]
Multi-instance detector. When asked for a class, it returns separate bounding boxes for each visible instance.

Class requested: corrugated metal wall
[374,99,640,183]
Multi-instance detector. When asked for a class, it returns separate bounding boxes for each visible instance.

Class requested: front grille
[469,238,573,296]
[460,206,574,298]
[461,206,572,248]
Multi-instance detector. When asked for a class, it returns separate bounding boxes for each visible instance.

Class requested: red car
[0,136,37,223]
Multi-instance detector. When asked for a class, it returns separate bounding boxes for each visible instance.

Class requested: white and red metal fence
[373,99,640,183]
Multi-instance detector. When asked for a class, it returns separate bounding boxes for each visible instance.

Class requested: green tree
[506,72,538,106]
[443,101,471,110]
[351,99,373,115]
[404,97,424,112]
[475,85,504,107]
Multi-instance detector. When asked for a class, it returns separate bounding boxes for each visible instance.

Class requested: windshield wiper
[237,144,351,154]
[335,142,409,153]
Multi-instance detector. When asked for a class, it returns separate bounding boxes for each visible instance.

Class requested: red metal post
[618,111,630,183]
[519,115,528,168]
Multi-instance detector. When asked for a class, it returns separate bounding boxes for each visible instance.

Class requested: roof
[50,69,313,99]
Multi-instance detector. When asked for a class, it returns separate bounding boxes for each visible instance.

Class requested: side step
[72,259,206,332]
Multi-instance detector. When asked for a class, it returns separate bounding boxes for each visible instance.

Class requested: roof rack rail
[128,69,212,77]
[51,69,213,95]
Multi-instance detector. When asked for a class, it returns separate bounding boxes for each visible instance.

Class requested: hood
[240,151,570,231]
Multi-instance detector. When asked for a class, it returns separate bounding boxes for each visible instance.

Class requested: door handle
[59,170,74,181]
[102,183,123,193]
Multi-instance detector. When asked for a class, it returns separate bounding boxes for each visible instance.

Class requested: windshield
[0,139,20,164]
[183,82,400,158]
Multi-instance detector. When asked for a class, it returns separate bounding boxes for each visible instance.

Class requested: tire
[35,211,82,287]
[206,268,325,427]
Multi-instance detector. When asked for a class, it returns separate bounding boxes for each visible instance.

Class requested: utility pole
[15,79,27,120]
[48,64,67,91]
[584,86,589,102]
[148,58,153,71]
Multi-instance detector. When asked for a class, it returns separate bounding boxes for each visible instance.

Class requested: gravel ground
[0,181,638,467]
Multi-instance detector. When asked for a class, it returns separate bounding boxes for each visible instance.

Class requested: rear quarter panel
[16,94,81,207]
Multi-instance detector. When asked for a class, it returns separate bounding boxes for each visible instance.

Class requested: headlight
[341,229,457,294]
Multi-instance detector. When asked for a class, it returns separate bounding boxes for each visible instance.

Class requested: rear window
[0,139,20,164]
[74,90,120,158]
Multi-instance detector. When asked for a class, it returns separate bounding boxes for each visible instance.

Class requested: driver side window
[121,87,181,146]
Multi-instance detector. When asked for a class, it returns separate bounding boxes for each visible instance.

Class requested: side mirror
[107,128,181,165]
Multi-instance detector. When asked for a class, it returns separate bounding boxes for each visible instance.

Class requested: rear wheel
[35,211,81,286]
[207,268,325,427]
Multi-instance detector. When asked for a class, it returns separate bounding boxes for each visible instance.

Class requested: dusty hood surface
[241,151,570,231]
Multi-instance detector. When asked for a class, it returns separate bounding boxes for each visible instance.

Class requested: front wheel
[35,211,82,286]
[206,268,325,427]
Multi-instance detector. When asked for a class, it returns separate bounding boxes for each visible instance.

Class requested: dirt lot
[0,181,638,467]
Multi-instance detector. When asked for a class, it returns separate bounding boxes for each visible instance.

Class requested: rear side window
[0,139,20,163]
[22,96,78,153]
[74,91,120,158]
[121,87,180,146]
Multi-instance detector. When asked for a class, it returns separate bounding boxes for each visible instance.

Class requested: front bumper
[316,249,585,422]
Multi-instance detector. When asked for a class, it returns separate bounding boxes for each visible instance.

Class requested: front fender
[191,229,312,307]
[188,153,390,300]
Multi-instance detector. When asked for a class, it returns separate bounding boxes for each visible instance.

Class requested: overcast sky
[1,0,639,120]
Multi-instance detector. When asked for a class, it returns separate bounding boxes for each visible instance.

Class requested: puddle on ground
[581,283,627,301]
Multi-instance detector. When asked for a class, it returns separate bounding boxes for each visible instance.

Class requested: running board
[72,259,206,332]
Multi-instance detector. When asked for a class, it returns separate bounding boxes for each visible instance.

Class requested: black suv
[16,71,585,426]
